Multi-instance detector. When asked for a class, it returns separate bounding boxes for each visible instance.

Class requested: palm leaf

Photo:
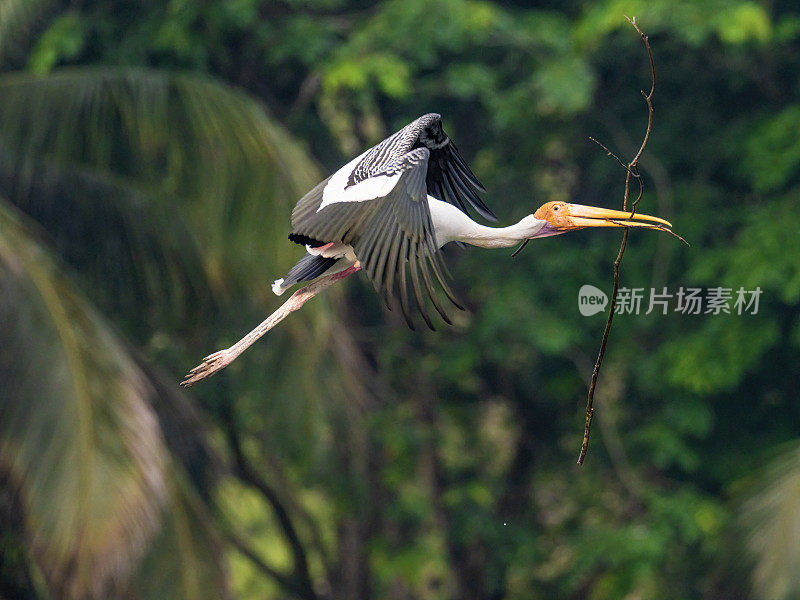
[0,68,322,309]
[0,152,214,333]
[0,198,170,599]
[0,61,375,454]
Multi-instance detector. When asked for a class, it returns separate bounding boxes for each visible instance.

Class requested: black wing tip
[417,112,442,122]
[428,138,496,223]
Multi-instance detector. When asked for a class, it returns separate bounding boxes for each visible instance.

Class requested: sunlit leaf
[714,2,771,44]
[27,12,85,74]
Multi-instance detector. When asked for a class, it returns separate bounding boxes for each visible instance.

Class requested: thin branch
[259,449,336,576]
[181,263,361,387]
[578,17,655,465]
[588,136,629,172]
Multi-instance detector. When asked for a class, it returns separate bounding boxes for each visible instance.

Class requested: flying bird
[182,112,672,386]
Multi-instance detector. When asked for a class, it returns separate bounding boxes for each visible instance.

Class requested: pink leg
[181,263,361,387]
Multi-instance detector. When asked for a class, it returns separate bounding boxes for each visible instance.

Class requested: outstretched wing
[293,113,495,225]
[290,147,461,329]
[413,114,496,222]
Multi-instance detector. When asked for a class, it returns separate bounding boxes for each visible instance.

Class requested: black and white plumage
[276,113,495,328]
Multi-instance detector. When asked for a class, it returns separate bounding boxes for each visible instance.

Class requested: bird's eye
[553,206,559,211]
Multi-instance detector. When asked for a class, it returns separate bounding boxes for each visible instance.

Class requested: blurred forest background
[2,0,800,599]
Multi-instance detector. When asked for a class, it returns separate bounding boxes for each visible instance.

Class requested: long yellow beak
[563,203,672,230]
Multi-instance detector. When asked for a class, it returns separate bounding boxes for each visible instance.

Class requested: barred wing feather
[309,113,495,222]
[290,147,461,329]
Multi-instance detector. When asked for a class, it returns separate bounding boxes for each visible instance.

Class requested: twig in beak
[607,220,690,246]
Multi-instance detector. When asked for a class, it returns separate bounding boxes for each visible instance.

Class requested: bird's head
[509,201,681,257]
[531,201,673,238]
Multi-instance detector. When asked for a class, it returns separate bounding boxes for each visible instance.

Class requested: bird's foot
[180,349,234,388]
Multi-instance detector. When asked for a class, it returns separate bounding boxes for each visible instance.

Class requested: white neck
[427,196,546,248]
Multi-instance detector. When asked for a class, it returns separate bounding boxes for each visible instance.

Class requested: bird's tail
[273,253,340,295]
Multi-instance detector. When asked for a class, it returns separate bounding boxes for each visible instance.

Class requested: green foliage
[27,12,84,73]
[0,46,348,600]
[2,0,800,599]
[745,107,800,192]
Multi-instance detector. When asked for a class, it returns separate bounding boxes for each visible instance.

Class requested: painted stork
[182,113,672,386]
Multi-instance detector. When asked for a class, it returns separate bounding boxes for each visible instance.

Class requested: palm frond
[0,68,322,306]
[0,198,170,599]
[741,442,800,600]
